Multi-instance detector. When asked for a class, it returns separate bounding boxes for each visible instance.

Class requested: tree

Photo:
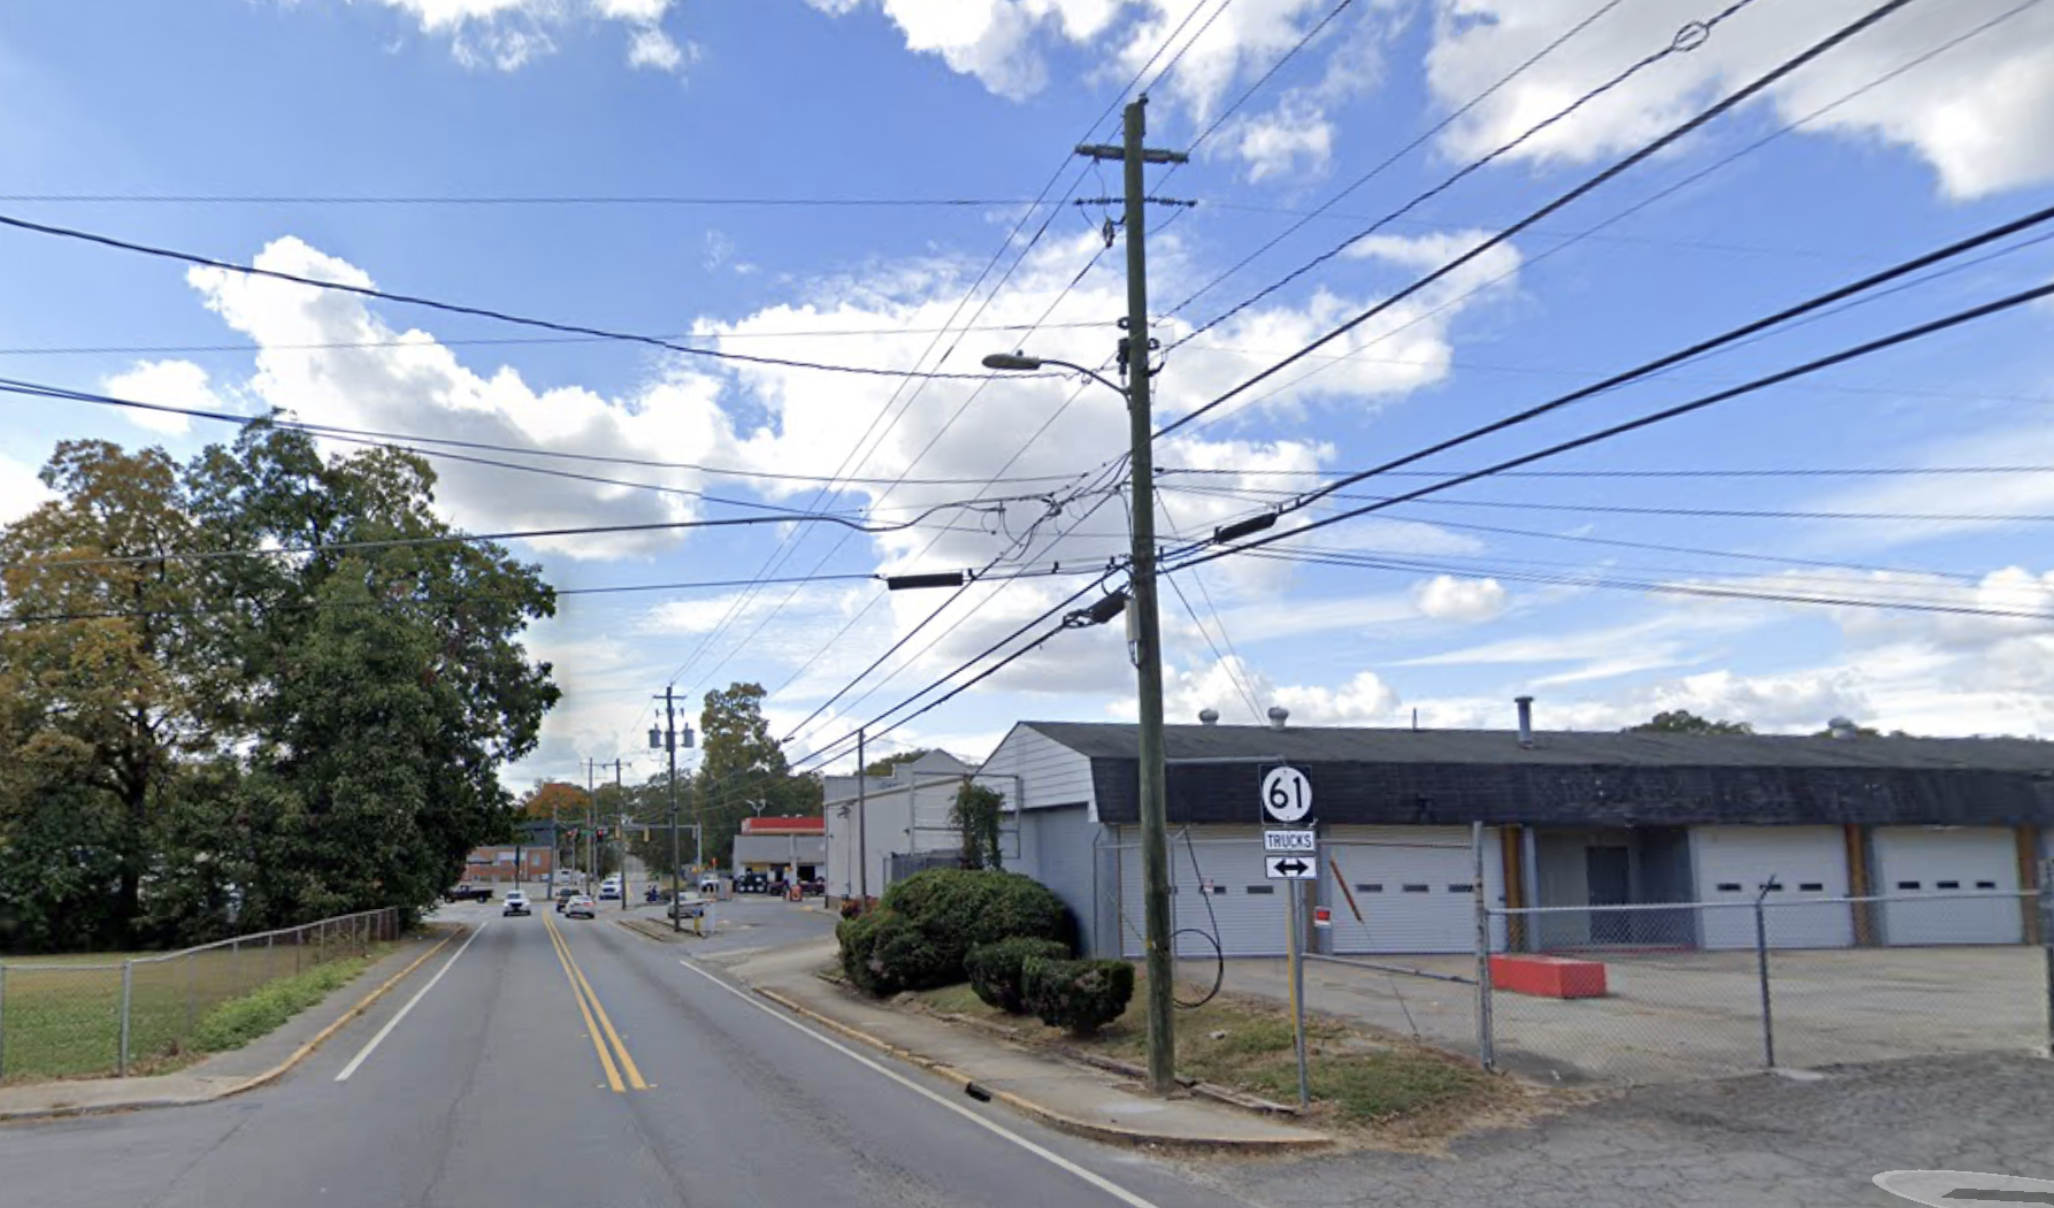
[950,780,1005,871]
[1625,710,1755,736]
[523,781,591,820]
[0,441,214,945]
[693,683,820,867]
[864,749,930,777]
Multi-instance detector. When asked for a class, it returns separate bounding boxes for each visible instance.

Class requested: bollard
[1754,885,1777,1069]
[0,962,8,1080]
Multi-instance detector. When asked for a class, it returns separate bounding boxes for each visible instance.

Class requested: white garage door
[1692,826,1853,950]
[1117,826,1289,958]
[1322,826,1503,954]
[1873,827,2022,946]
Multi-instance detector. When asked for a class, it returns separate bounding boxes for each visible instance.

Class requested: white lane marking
[675,958,1165,1208]
[334,921,492,1082]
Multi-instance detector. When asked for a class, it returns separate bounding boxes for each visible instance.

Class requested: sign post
[1261,764,1314,1108]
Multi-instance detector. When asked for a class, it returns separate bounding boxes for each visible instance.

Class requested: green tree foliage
[863,749,929,777]
[1625,710,1756,736]
[0,425,559,952]
[691,683,821,867]
[950,780,1006,871]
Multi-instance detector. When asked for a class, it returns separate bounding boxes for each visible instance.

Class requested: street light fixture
[982,352,1130,401]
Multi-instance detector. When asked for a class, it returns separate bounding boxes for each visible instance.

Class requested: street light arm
[983,351,1127,399]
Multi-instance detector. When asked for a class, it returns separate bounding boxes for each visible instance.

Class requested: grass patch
[914,971,1502,1133]
[187,952,380,1054]
[0,942,392,1083]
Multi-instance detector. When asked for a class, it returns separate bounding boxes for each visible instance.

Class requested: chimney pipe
[1267,705,1290,731]
[1198,708,1220,726]
[1515,696,1534,749]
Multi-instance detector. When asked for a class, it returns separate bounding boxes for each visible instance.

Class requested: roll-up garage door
[1117,825,1289,958]
[1692,826,1853,949]
[1320,826,1502,954]
[1873,826,2022,946]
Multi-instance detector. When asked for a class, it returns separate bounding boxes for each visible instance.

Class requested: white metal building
[822,749,986,905]
[982,715,2051,959]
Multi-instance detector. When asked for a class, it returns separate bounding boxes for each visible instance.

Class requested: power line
[1172,278,2054,579]
[1170,0,2047,439]
[0,211,1063,384]
[1156,0,1921,438]
[1183,0,1356,154]
[1222,200,2054,519]
[1237,548,2054,622]
[0,193,1052,207]
[1159,464,2054,481]
[1146,0,1240,97]
[1161,0,1628,322]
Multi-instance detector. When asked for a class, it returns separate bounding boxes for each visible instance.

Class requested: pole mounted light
[1213,513,1278,544]
[886,571,968,591]
[981,352,1043,371]
[982,351,1130,400]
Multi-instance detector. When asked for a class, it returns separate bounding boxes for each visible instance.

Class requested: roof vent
[1198,708,1220,726]
[1266,705,1290,731]
[1827,716,1859,740]
[1515,695,1535,749]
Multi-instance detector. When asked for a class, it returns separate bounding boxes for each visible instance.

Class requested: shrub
[834,869,1074,997]
[1022,956,1134,1036]
[965,937,1071,1013]
[190,954,371,1053]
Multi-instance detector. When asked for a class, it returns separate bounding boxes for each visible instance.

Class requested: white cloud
[1274,668,1401,725]
[1426,0,2054,199]
[100,360,227,435]
[0,454,54,526]
[183,235,742,561]
[1410,573,1508,622]
[1230,99,1335,182]
[340,0,686,74]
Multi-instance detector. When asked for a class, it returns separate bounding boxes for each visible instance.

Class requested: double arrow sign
[1264,853,1317,880]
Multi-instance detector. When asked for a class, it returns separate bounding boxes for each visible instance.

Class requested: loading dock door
[1117,826,1287,958]
[1693,826,1853,950]
[1873,827,2021,946]
[1323,826,1503,954]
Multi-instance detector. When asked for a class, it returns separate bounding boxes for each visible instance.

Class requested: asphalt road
[0,900,1248,1208]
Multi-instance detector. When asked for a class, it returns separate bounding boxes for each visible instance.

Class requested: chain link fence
[1482,886,2053,1083]
[0,907,399,1083]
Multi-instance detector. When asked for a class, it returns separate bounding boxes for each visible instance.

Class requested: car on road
[554,886,578,912]
[598,881,622,901]
[502,890,531,917]
[668,896,707,921]
[444,883,492,903]
[565,894,596,919]
[697,873,723,894]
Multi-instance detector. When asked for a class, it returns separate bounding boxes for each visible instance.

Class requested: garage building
[985,711,2051,958]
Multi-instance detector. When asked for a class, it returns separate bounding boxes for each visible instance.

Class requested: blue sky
[4,0,2053,789]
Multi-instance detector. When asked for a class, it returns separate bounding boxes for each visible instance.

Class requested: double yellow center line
[543,910,649,1092]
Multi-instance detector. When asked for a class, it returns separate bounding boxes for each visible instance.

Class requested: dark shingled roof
[1019,722,2054,827]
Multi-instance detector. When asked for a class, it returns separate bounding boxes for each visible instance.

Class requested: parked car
[554,886,578,912]
[799,878,826,897]
[669,896,707,921]
[697,873,723,894]
[565,894,596,919]
[502,890,531,917]
[733,871,769,895]
[444,883,492,903]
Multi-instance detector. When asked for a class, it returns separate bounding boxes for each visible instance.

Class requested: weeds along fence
[0,907,399,1082]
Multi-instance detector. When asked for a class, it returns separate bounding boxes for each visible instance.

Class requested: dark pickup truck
[444,883,493,903]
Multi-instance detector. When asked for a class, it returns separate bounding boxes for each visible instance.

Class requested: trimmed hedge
[836,869,1074,997]
[1022,956,1134,1036]
[965,937,1071,1014]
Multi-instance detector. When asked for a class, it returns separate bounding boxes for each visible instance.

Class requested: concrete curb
[0,926,463,1124]
[751,986,1330,1152]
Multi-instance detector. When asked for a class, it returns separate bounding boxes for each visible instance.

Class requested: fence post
[118,960,134,1078]
[186,952,197,1040]
[2040,859,2052,1058]
[1473,821,1497,1072]
[1754,882,1777,1069]
[266,932,275,982]
[0,962,8,1080]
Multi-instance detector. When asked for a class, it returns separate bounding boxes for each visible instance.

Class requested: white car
[565,894,596,919]
[598,880,622,901]
[502,890,531,917]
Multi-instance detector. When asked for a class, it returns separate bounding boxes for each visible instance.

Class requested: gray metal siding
[1019,805,1101,954]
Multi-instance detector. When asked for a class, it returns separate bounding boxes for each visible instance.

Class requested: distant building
[462,844,553,883]
[823,749,988,906]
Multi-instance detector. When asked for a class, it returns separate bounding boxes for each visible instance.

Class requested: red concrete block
[1490,954,1608,999]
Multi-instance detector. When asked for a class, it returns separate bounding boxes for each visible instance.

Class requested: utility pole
[615,758,627,911]
[1077,95,1186,1095]
[653,689,694,932]
[585,757,597,890]
[856,727,869,909]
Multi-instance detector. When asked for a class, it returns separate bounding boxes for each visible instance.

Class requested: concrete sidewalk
[0,926,456,1123]
[714,939,1329,1151]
